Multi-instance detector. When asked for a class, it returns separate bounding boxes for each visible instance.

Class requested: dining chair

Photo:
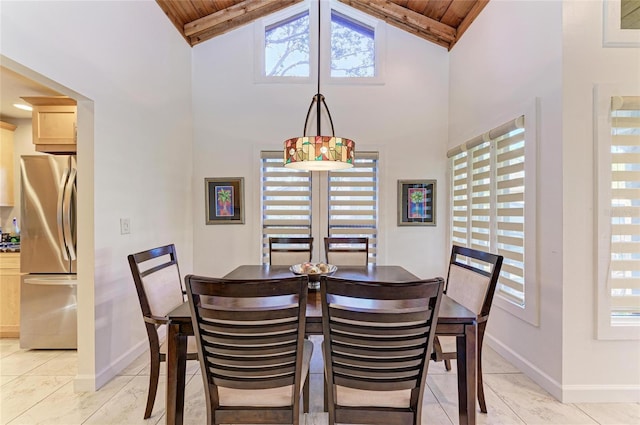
[184,274,313,425]
[320,275,444,425]
[127,244,198,419]
[431,245,504,413]
[269,236,313,265]
[324,237,369,266]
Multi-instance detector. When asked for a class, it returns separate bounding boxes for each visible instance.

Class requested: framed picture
[397,179,436,226]
[603,0,640,47]
[205,177,244,224]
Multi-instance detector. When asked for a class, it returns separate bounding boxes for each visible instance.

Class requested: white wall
[562,0,640,402]
[1,0,194,389]
[190,9,450,279]
[449,0,565,398]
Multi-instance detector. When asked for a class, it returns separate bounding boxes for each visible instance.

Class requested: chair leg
[145,351,161,419]
[477,321,487,413]
[444,359,452,371]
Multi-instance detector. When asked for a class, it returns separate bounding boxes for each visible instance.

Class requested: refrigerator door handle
[63,167,77,261]
[57,168,70,261]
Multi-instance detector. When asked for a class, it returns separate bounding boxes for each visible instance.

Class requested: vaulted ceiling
[156,0,489,50]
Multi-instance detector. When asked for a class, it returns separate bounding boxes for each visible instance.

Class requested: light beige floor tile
[181,373,206,425]
[309,335,324,374]
[305,412,328,424]
[7,375,132,425]
[118,351,149,376]
[482,346,520,374]
[83,375,166,425]
[484,374,597,424]
[0,349,63,376]
[24,350,77,376]
[575,402,640,425]
[421,386,455,425]
[1,374,19,386]
[0,375,71,424]
[0,339,21,359]
[428,373,526,424]
[308,373,326,413]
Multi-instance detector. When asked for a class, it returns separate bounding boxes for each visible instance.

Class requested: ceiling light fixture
[283,1,354,171]
[13,103,32,112]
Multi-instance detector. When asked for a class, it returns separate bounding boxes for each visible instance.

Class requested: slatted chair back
[128,244,198,419]
[320,276,444,425]
[269,237,314,266]
[185,274,311,425]
[324,237,369,266]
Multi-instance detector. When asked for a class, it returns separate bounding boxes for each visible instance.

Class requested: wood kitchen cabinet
[0,253,20,337]
[22,96,77,154]
[0,121,17,207]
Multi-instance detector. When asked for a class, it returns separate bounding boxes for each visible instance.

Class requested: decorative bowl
[290,263,337,289]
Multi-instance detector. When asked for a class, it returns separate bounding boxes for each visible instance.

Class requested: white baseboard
[73,338,148,392]
[485,333,563,400]
[485,334,640,403]
[561,385,640,403]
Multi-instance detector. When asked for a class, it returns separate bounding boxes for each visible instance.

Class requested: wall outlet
[120,218,130,235]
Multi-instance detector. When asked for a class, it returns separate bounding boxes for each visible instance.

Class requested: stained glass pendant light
[284,1,354,171]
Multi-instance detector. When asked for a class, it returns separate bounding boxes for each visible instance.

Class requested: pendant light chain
[283,0,355,171]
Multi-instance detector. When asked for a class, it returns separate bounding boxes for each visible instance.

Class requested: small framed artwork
[397,179,436,226]
[205,177,244,224]
[603,0,640,47]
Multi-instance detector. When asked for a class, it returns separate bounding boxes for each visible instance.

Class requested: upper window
[330,11,374,78]
[257,0,383,82]
[265,12,310,77]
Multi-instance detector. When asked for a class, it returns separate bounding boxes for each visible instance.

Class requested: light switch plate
[120,218,130,235]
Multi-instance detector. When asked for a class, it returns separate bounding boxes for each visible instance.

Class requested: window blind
[261,151,312,264]
[448,116,526,306]
[328,152,378,263]
[608,96,640,324]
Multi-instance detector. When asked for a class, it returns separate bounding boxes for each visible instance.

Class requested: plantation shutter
[495,128,526,305]
[608,96,640,324]
[451,151,469,246]
[448,116,527,306]
[471,142,491,251]
[328,152,378,263]
[261,151,312,264]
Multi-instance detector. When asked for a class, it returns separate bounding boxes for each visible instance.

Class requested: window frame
[261,150,379,264]
[254,0,385,85]
[448,101,539,326]
[595,84,640,340]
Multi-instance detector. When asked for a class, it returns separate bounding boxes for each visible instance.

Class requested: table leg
[166,323,187,425]
[455,322,477,425]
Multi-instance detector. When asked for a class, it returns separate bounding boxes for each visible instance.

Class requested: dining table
[165,264,478,425]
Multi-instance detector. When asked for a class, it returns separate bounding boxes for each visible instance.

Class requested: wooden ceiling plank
[440,0,474,27]
[405,0,430,15]
[340,0,450,48]
[339,0,456,41]
[422,0,453,21]
[155,0,192,44]
[449,0,489,50]
[189,0,302,45]
[185,0,301,37]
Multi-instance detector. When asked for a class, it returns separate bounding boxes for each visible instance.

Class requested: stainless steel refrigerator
[20,155,78,349]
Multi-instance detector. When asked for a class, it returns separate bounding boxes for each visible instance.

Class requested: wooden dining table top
[169,264,476,325]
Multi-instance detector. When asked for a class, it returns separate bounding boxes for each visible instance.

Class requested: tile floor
[1,336,638,425]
